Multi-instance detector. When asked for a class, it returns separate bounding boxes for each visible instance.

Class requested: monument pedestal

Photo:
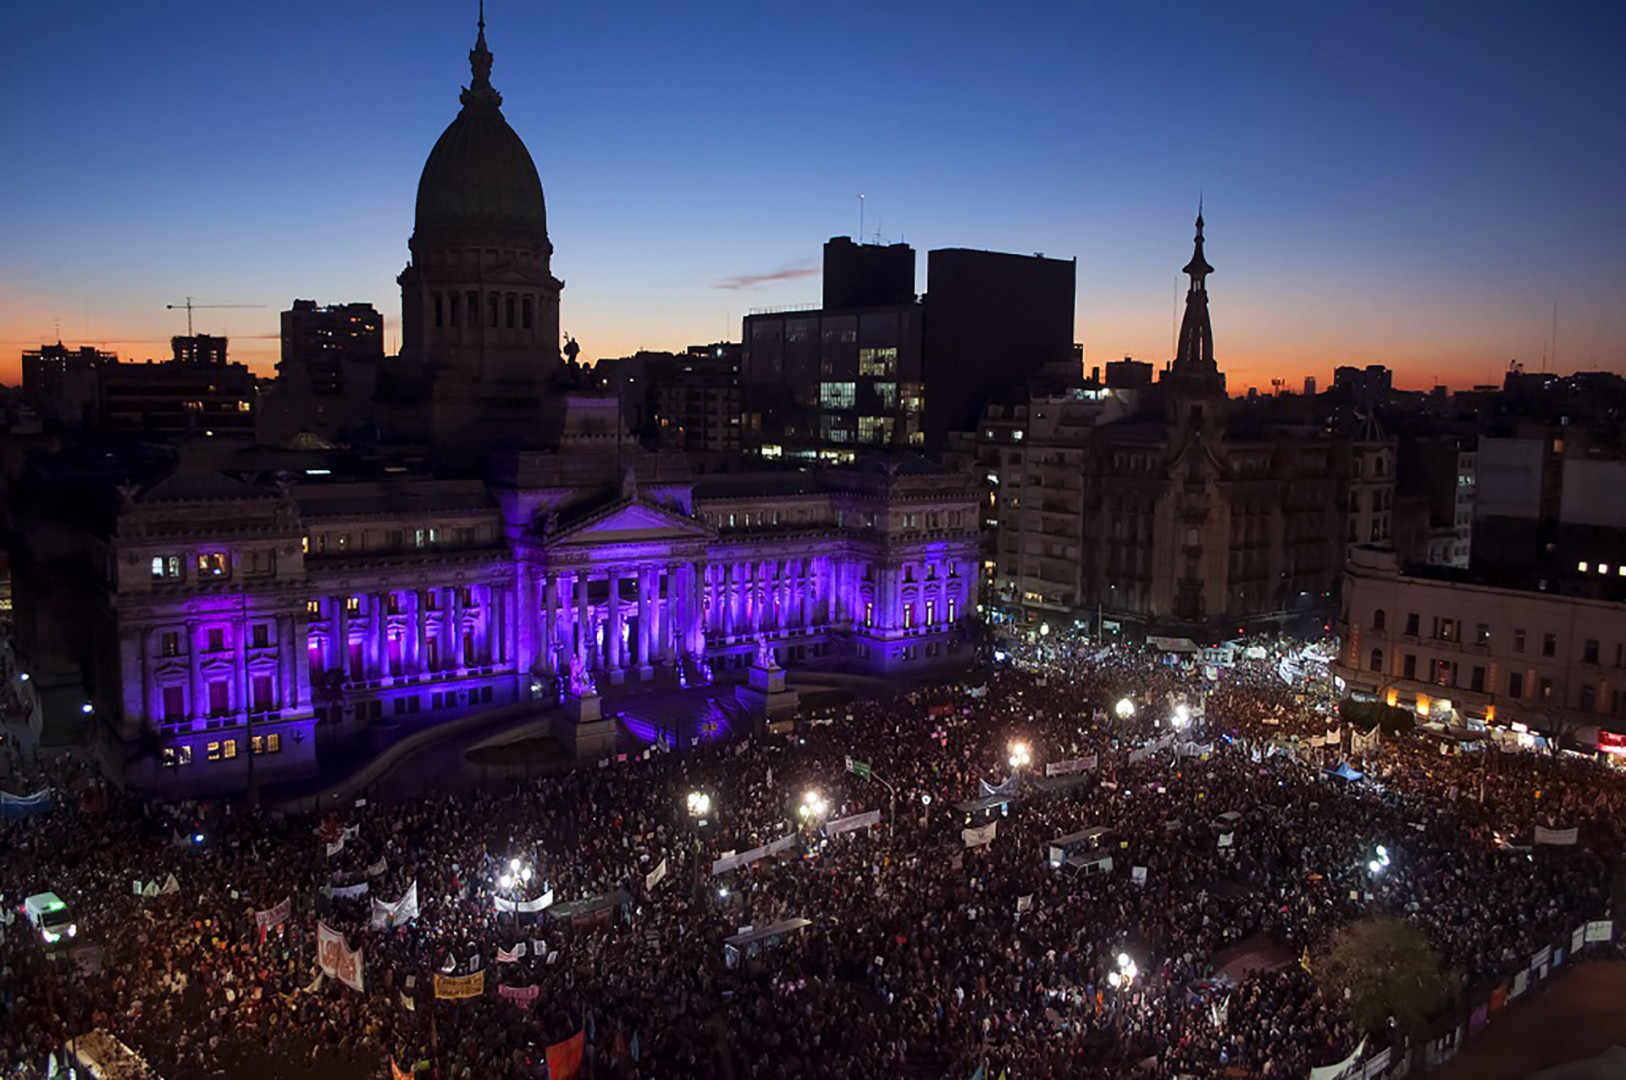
[554,693,617,759]
[736,660,799,723]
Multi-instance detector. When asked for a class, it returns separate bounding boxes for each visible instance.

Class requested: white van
[23,892,76,945]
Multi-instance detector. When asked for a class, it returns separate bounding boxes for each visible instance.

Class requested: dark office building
[257,300,383,444]
[652,344,743,458]
[921,248,1075,453]
[21,343,114,427]
[171,334,229,368]
[822,236,915,309]
[743,239,924,462]
[101,357,258,438]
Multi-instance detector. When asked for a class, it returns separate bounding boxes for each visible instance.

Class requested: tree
[1314,915,1455,1034]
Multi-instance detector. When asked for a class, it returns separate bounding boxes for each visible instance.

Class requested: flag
[400,990,415,1012]
[969,1065,984,1080]
[392,1057,411,1080]
[630,1031,640,1063]
[546,1030,586,1080]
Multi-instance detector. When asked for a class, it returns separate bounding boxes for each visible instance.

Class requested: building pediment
[541,498,714,548]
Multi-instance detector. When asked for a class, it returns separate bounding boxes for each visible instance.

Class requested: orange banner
[547,1030,585,1080]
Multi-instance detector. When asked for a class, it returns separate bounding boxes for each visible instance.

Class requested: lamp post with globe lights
[497,856,535,932]
[685,790,713,898]
[1114,697,1135,722]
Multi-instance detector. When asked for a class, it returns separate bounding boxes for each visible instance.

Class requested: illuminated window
[819,382,857,409]
[948,598,957,622]
[857,347,897,377]
[345,596,361,615]
[160,632,180,657]
[864,602,874,627]
[196,552,228,578]
[252,733,282,755]
[926,601,936,625]
[207,741,222,762]
[307,599,321,617]
[151,555,181,580]
[1580,562,1589,572]
[162,745,192,768]
[301,536,309,553]
[903,604,915,629]
[221,739,238,760]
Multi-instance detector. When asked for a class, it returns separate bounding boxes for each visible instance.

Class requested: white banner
[1015,894,1033,914]
[370,882,420,930]
[1511,969,1529,998]
[159,874,179,896]
[1586,920,1613,943]
[326,836,345,858]
[255,896,292,930]
[316,922,365,993]
[764,834,798,857]
[365,857,389,878]
[1044,756,1097,777]
[1572,926,1586,954]
[645,858,668,891]
[494,889,554,913]
[1531,945,1552,971]
[1131,866,1147,886]
[1217,832,1234,849]
[962,822,997,848]
[1534,825,1579,846]
[330,882,369,900]
[827,809,881,836]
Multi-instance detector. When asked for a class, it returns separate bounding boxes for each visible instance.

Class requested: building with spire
[5,13,979,796]
[955,211,1391,639]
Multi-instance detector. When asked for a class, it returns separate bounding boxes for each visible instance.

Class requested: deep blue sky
[1,0,1621,391]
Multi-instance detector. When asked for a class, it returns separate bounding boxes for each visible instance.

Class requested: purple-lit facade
[87,445,977,794]
[39,19,979,796]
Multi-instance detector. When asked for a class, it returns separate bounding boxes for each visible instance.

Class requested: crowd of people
[0,634,1619,1079]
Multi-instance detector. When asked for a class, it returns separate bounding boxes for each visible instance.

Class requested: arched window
[1373,608,1386,631]
[1369,648,1383,672]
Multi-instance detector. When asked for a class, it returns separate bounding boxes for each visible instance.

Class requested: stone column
[415,589,428,675]
[449,583,464,672]
[543,573,558,674]
[637,567,654,678]
[574,572,591,677]
[292,611,312,710]
[335,597,349,678]
[607,572,624,683]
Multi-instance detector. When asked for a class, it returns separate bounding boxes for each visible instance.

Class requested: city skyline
[1,1,1621,394]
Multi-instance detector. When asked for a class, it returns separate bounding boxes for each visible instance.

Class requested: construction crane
[166,297,266,337]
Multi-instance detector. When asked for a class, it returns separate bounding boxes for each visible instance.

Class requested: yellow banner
[434,971,486,1000]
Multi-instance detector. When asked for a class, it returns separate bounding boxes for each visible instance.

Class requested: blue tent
[1326,762,1363,783]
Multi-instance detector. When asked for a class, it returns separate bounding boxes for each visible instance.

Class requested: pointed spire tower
[1164,207,1227,399]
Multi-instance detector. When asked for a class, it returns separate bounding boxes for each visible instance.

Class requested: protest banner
[499,983,540,1006]
[494,889,553,913]
[644,858,668,892]
[962,822,997,848]
[827,809,881,836]
[255,896,292,931]
[1534,825,1579,846]
[371,883,420,930]
[434,971,485,1000]
[316,922,365,993]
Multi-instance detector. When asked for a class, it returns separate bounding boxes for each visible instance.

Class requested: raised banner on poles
[1534,825,1579,846]
[255,896,292,930]
[315,922,365,993]
[827,809,881,836]
[498,983,540,1006]
[494,889,553,913]
[962,822,997,848]
[434,971,485,1000]
[644,858,668,892]
[371,882,420,929]
[1045,756,1097,777]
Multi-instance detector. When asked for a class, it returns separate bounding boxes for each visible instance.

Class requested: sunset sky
[1,1,1621,394]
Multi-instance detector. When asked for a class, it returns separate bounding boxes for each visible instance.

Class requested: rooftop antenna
[53,318,60,344]
[858,194,865,243]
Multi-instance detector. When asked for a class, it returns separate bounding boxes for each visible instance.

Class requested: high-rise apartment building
[257,300,383,444]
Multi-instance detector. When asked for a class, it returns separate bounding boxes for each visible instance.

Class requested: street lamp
[1008,740,1032,770]
[798,790,828,822]
[1172,704,1191,731]
[1115,698,1135,721]
[686,791,712,819]
[1109,951,1139,989]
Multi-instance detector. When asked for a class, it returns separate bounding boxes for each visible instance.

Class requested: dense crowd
[0,636,1619,1079]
